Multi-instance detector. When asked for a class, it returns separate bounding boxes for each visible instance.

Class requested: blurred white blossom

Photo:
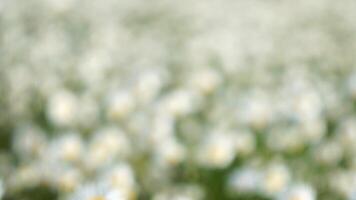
[1,0,356,199]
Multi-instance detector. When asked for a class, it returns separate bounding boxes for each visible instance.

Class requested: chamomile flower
[48,133,84,163]
[154,138,186,167]
[99,164,137,199]
[228,167,263,193]
[106,90,136,120]
[69,183,123,200]
[197,131,236,168]
[47,90,79,127]
[277,184,316,200]
[262,163,290,195]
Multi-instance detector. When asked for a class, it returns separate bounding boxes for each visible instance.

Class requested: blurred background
[1,0,356,199]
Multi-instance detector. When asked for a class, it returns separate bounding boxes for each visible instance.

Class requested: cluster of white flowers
[1,0,356,200]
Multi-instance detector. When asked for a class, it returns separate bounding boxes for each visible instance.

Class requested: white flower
[69,183,123,200]
[293,90,322,122]
[99,164,136,199]
[49,133,84,163]
[135,70,163,104]
[161,89,198,118]
[190,68,221,95]
[228,167,263,193]
[197,132,236,168]
[94,127,130,156]
[107,90,135,120]
[237,96,272,129]
[262,164,290,195]
[154,138,186,166]
[85,127,130,170]
[47,90,78,127]
[52,166,83,193]
[278,184,316,200]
